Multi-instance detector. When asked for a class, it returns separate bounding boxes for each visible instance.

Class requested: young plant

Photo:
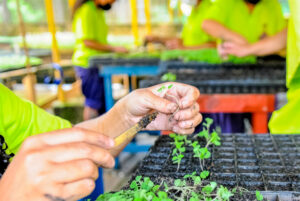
[256,190,264,201]
[169,133,186,171]
[191,141,211,171]
[161,72,177,82]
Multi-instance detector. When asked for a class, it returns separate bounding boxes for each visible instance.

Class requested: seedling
[170,133,186,171]
[256,190,264,201]
[161,72,177,82]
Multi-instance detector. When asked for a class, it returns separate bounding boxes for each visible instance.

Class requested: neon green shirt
[269,0,300,134]
[0,84,72,154]
[204,0,286,43]
[181,0,214,46]
[72,1,108,68]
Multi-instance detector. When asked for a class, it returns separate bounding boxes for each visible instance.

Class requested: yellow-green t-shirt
[268,0,300,134]
[181,0,214,46]
[0,84,72,154]
[204,0,287,43]
[72,1,108,68]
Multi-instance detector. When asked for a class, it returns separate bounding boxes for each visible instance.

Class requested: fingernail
[168,103,177,112]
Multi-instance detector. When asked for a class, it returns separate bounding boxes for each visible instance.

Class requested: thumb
[144,90,178,114]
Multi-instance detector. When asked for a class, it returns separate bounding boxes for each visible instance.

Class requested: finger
[51,159,99,183]
[23,128,114,150]
[174,103,200,121]
[44,143,115,168]
[174,85,200,109]
[143,90,178,114]
[178,113,203,129]
[62,179,95,201]
[172,126,195,135]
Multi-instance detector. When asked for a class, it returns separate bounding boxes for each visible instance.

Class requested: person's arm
[144,35,180,46]
[202,19,248,45]
[220,28,287,57]
[84,40,128,53]
[76,82,202,157]
[167,42,216,50]
[0,84,72,154]
[0,83,201,201]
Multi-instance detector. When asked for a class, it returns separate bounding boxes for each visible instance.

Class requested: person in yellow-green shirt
[199,0,287,133]
[202,0,287,47]
[145,0,216,50]
[0,83,202,200]
[217,0,300,134]
[72,0,128,121]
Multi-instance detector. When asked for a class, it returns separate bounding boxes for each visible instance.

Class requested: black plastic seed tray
[139,78,286,94]
[127,134,300,200]
[89,57,160,67]
[159,60,286,73]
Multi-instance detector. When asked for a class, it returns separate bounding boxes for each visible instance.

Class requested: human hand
[165,38,183,49]
[144,35,157,45]
[0,128,115,201]
[218,42,252,58]
[118,82,202,134]
[113,46,128,54]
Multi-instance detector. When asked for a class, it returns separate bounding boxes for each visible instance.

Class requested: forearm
[75,99,132,157]
[202,20,246,44]
[247,29,287,56]
[84,40,115,52]
[181,42,216,50]
[148,36,179,45]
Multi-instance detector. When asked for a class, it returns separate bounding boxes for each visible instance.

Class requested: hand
[218,42,252,58]
[118,82,202,134]
[0,128,115,201]
[113,46,128,54]
[165,38,183,49]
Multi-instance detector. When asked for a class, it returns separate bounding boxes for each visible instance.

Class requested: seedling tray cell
[125,133,300,200]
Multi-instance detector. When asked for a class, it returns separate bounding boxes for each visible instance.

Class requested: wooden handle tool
[114,112,158,147]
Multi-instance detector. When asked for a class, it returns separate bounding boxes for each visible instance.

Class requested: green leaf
[130,180,138,190]
[217,186,233,201]
[169,133,176,138]
[161,72,177,82]
[256,190,264,201]
[157,85,166,93]
[152,185,160,192]
[135,176,142,182]
[205,118,213,127]
[202,182,217,194]
[200,171,210,179]
[194,176,201,185]
[174,179,182,187]
[158,191,168,198]
[168,84,173,89]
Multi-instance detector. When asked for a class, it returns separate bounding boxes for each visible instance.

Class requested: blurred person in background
[202,0,287,55]
[221,0,300,134]
[199,0,287,133]
[145,0,216,50]
[72,0,128,121]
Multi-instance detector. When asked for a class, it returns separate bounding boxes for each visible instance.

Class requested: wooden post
[68,0,76,8]
[144,0,151,35]
[44,0,65,102]
[130,0,139,46]
[16,0,36,103]
[168,0,174,22]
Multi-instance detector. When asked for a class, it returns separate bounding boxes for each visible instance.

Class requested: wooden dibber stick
[114,112,158,147]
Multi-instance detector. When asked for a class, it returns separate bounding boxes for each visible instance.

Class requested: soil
[267,181,293,191]
[138,112,158,129]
